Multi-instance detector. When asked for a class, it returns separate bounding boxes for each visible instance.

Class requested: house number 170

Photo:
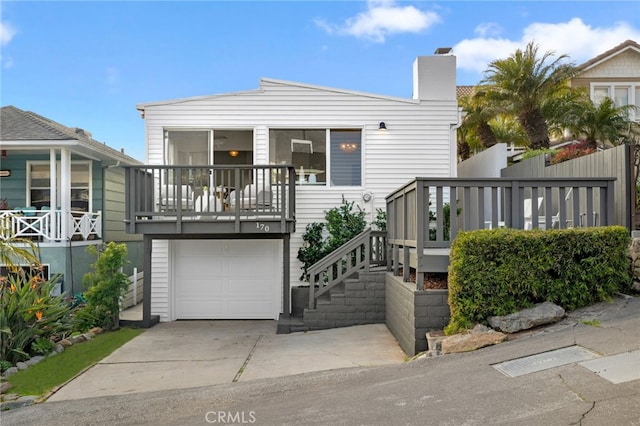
[256,223,270,232]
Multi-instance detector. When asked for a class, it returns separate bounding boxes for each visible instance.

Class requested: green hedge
[445,226,632,334]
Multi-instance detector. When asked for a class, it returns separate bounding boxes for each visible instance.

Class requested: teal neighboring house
[0,105,143,295]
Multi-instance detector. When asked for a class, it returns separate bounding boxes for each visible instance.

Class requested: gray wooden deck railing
[123,165,296,235]
[386,177,616,288]
[307,228,387,309]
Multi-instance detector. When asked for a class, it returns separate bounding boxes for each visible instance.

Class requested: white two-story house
[126,53,461,325]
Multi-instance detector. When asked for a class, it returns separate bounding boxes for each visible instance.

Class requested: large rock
[0,381,12,394]
[488,302,565,333]
[25,355,44,366]
[3,367,18,377]
[59,339,73,347]
[441,325,507,354]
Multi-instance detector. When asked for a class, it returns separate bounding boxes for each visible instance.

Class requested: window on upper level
[269,128,362,187]
[27,161,91,211]
[591,83,640,121]
[330,130,362,187]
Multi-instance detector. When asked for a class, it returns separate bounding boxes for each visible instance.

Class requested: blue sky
[2,1,639,161]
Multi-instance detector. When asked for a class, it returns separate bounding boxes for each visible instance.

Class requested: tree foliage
[1,265,71,363]
[565,97,638,149]
[480,42,578,149]
[81,242,130,330]
[297,198,366,281]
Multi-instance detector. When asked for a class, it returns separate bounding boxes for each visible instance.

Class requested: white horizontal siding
[151,239,170,321]
[145,79,459,291]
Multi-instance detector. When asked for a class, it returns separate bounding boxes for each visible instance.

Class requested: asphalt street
[2,295,639,426]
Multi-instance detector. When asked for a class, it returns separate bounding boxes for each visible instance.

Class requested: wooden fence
[121,269,143,310]
[502,144,633,229]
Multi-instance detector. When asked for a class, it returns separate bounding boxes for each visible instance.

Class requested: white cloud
[0,21,16,46]
[0,21,17,68]
[521,18,640,63]
[474,22,503,38]
[455,18,640,76]
[315,0,441,43]
[454,38,522,73]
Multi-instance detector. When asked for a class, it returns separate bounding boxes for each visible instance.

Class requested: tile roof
[576,39,640,72]
[0,105,141,164]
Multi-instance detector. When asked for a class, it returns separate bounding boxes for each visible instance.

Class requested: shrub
[428,203,460,241]
[30,337,55,356]
[550,140,595,164]
[297,198,366,281]
[521,148,554,161]
[82,242,130,330]
[445,226,631,334]
[0,271,72,363]
[373,208,387,232]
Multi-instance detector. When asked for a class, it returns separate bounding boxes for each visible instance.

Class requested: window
[27,161,91,211]
[592,86,610,105]
[592,83,640,121]
[165,130,210,186]
[614,87,630,108]
[164,129,254,187]
[330,130,361,186]
[166,130,210,166]
[269,129,327,185]
[269,128,362,186]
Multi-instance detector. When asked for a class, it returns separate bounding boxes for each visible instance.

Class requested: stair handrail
[307,227,387,309]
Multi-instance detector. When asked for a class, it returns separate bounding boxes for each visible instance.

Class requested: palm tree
[566,97,638,149]
[481,42,578,149]
[456,124,472,161]
[489,115,529,148]
[541,87,591,141]
[0,216,41,273]
[459,90,500,149]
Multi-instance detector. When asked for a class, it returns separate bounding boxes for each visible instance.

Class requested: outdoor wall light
[229,150,239,157]
[378,122,387,131]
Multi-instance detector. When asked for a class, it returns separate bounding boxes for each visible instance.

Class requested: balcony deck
[386,177,617,287]
[124,165,296,236]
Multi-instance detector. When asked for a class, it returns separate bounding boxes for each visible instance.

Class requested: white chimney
[412,52,456,101]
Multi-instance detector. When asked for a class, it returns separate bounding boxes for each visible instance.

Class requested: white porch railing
[0,210,102,242]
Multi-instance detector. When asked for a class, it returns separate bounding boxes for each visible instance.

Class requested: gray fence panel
[502,144,632,228]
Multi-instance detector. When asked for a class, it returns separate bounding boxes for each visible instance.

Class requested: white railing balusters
[0,210,102,242]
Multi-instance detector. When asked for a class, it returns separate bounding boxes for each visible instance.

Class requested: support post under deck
[282,234,290,317]
[142,235,152,327]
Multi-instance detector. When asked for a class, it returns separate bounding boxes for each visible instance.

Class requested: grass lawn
[6,328,144,397]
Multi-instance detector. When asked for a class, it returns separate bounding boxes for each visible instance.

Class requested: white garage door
[173,240,280,319]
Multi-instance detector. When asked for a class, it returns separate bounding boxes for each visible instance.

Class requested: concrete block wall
[385,274,450,356]
[303,271,386,330]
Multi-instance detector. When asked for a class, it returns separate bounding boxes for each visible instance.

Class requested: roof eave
[0,139,142,165]
[576,40,640,73]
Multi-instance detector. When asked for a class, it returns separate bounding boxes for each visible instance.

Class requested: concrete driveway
[47,321,406,401]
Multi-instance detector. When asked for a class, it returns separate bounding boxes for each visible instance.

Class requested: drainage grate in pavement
[580,350,640,384]
[493,345,600,377]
